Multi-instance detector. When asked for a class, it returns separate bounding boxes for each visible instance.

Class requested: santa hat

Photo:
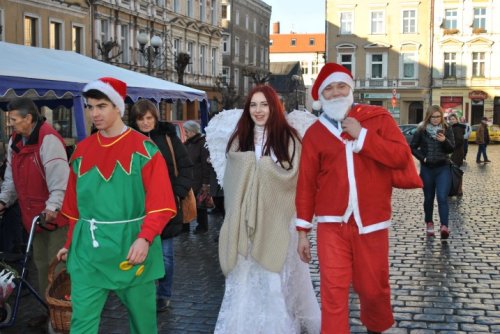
[83,77,127,116]
[311,63,354,110]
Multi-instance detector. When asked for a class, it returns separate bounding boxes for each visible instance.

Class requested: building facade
[91,0,223,120]
[0,0,91,54]
[270,22,325,110]
[220,0,271,108]
[431,0,500,125]
[326,0,432,124]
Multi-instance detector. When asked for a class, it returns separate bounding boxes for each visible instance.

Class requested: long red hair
[226,85,300,169]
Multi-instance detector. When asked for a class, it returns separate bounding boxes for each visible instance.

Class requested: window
[309,38,315,46]
[235,37,240,56]
[234,68,239,89]
[244,41,249,62]
[156,0,165,6]
[173,38,180,66]
[301,61,309,74]
[472,52,485,77]
[24,16,38,46]
[370,11,384,34]
[222,35,229,53]
[312,59,319,75]
[473,8,486,30]
[260,47,264,65]
[173,0,180,13]
[200,0,205,21]
[221,4,227,19]
[120,24,130,63]
[444,9,457,29]
[100,19,109,42]
[340,12,353,35]
[236,10,240,25]
[402,10,416,33]
[291,38,296,46]
[200,45,206,75]
[253,46,256,65]
[72,25,83,53]
[222,66,229,84]
[49,21,62,49]
[211,48,217,75]
[370,54,383,78]
[245,15,249,29]
[253,18,257,33]
[187,42,193,73]
[187,0,193,17]
[0,9,4,41]
[340,54,353,72]
[401,52,416,78]
[211,0,217,25]
[443,52,456,77]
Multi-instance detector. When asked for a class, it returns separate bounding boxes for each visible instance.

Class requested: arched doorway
[408,101,423,124]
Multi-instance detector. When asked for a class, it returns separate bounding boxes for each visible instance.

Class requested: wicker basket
[45,257,71,334]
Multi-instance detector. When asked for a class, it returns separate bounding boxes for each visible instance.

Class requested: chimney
[273,21,280,34]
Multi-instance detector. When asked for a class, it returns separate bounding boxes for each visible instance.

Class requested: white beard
[320,91,354,121]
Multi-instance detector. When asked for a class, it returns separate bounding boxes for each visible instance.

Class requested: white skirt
[215,220,321,334]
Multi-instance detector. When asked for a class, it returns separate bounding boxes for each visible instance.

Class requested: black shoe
[193,227,208,234]
[484,159,491,163]
[156,298,170,312]
[476,160,482,163]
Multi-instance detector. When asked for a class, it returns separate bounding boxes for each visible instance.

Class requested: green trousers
[70,280,157,334]
[32,226,67,297]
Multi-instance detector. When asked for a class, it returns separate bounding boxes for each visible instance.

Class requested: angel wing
[205,109,243,187]
[285,109,318,138]
[205,109,318,187]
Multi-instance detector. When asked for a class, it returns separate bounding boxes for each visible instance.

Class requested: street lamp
[137,32,162,75]
[292,74,301,110]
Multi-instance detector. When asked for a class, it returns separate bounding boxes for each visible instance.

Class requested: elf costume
[61,78,176,334]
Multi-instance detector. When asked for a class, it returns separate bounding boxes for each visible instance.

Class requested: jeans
[420,164,451,227]
[157,238,174,299]
[476,144,488,162]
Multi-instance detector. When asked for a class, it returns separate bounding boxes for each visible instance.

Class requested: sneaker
[156,298,170,312]
[440,225,449,240]
[426,222,435,237]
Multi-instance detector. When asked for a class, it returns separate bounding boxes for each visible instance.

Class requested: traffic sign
[392,88,397,96]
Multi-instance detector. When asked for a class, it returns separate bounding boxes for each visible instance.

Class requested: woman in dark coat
[183,120,211,234]
[448,114,465,166]
[130,99,193,311]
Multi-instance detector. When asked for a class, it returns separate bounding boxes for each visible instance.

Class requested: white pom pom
[312,100,322,110]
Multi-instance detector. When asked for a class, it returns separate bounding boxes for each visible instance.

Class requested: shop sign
[468,90,488,100]
[363,93,400,99]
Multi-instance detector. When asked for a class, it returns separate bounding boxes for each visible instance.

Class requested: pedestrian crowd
[0,63,492,334]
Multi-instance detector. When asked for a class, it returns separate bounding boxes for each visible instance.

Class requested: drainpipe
[428,0,435,109]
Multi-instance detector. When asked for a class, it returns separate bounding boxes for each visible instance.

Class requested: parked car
[467,124,500,143]
[399,124,418,144]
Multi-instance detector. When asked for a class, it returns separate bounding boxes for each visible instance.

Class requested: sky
[264,0,325,34]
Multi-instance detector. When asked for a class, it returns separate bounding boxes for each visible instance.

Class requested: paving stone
[1,146,499,333]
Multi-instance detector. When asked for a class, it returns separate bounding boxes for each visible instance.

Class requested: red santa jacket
[295,104,410,234]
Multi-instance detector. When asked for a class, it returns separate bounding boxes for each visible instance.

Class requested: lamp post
[292,74,301,110]
[137,32,162,75]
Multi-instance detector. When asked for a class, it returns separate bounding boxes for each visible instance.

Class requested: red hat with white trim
[311,63,354,110]
[83,77,127,116]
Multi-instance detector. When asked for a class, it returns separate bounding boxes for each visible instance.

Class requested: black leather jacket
[410,126,455,168]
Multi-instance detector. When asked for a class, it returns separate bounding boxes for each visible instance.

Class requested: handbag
[165,136,197,226]
[448,163,464,196]
[196,189,215,209]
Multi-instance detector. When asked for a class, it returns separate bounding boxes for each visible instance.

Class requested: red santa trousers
[317,218,394,333]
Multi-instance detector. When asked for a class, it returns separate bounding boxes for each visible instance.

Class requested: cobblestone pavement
[1,145,499,334]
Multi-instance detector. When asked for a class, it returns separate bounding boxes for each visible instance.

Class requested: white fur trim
[352,128,367,153]
[312,100,322,110]
[83,80,125,116]
[295,218,313,229]
[318,72,354,96]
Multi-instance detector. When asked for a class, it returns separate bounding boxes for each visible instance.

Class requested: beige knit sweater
[218,140,301,276]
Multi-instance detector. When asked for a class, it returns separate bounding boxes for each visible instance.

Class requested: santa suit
[296,105,410,333]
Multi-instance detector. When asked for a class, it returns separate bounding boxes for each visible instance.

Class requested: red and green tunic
[61,128,176,289]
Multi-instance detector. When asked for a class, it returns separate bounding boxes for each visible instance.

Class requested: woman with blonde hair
[410,105,455,239]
